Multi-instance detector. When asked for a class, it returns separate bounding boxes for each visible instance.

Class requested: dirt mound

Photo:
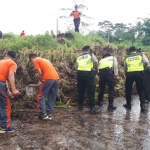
[57,33,74,40]
[6,44,127,112]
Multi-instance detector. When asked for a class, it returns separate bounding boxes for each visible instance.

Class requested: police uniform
[124,47,149,112]
[98,54,118,110]
[76,45,100,114]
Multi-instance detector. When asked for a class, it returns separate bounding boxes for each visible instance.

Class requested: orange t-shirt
[72,11,80,19]
[143,52,149,59]
[33,57,59,81]
[0,59,17,82]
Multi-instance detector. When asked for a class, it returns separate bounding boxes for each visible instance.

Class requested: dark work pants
[73,18,80,32]
[98,69,115,105]
[125,72,145,105]
[77,71,95,108]
[0,82,11,129]
[37,80,59,115]
[144,71,150,101]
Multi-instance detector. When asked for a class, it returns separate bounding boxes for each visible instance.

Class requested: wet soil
[0,95,150,150]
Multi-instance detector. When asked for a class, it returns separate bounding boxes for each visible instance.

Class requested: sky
[1,0,150,35]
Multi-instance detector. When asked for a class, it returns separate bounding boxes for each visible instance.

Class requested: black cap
[128,46,136,52]
[103,53,111,58]
[29,53,37,60]
[137,48,143,52]
[75,5,78,8]
[7,50,16,58]
[82,45,90,51]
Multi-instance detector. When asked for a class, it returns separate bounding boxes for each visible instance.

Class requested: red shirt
[20,32,25,37]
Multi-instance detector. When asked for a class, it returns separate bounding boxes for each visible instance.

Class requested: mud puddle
[0,95,150,150]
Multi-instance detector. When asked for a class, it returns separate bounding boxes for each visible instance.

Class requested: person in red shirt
[29,54,59,120]
[0,50,20,133]
[70,5,82,32]
[20,30,25,37]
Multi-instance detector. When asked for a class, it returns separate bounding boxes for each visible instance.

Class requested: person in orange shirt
[20,30,25,37]
[0,50,20,133]
[29,54,59,120]
[70,5,82,32]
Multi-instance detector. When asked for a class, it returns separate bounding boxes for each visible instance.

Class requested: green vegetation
[0,30,149,104]
[0,31,107,51]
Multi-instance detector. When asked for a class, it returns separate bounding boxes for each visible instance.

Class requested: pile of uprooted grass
[2,43,127,110]
[0,32,131,110]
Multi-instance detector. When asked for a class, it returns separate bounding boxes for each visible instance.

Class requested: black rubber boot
[78,105,83,110]
[98,101,103,106]
[90,107,100,115]
[123,103,131,109]
[107,104,117,111]
[141,104,147,112]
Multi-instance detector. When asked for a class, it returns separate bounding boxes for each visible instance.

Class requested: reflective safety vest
[76,53,93,71]
[125,53,144,72]
[99,56,113,69]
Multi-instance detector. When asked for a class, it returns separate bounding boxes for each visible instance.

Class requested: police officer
[137,48,150,103]
[98,53,119,110]
[76,45,100,114]
[124,46,149,112]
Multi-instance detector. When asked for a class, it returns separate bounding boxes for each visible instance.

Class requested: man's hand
[114,76,120,80]
[12,89,20,96]
[8,90,12,96]
[37,82,42,86]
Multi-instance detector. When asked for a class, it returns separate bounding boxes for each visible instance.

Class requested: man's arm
[70,11,73,16]
[113,57,118,76]
[124,61,127,75]
[8,71,20,95]
[91,54,98,72]
[37,69,42,82]
[143,54,149,66]
[79,12,82,15]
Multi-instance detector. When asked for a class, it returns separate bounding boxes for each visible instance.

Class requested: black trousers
[125,72,145,105]
[98,69,115,105]
[73,18,80,32]
[77,71,95,107]
[144,71,150,101]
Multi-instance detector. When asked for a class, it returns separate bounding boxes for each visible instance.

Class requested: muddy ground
[0,95,150,150]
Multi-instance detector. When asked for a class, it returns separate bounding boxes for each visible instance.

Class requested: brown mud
[0,95,150,150]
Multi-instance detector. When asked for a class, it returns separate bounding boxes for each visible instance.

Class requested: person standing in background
[20,30,25,37]
[70,5,82,32]
[0,31,2,39]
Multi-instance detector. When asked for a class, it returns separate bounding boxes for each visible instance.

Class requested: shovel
[26,84,39,96]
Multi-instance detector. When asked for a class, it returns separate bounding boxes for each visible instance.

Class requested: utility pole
[108,29,110,42]
[56,18,58,35]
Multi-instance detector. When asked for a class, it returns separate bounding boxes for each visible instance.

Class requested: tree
[98,20,113,42]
